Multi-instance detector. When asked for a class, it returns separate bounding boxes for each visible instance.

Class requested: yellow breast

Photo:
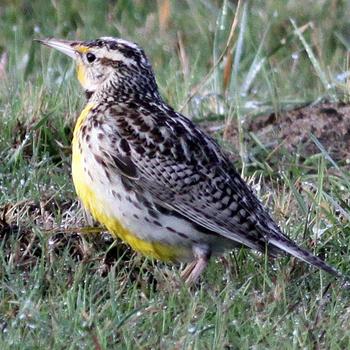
[71,104,180,261]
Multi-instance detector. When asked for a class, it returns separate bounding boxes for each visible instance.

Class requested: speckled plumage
[38,37,341,282]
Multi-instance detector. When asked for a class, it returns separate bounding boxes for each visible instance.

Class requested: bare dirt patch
[209,102,350,163]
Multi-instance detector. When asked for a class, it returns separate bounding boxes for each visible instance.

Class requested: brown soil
[213,102,350,162]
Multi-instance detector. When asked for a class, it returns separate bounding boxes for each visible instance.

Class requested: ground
[1,1,350,349]
[223,102,350,163]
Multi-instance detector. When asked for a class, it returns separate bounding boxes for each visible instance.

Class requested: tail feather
[268,235,342,278]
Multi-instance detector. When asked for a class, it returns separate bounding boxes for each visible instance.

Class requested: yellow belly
[71,104,179,261]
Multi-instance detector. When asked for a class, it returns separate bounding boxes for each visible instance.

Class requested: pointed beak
[35,38,83,60]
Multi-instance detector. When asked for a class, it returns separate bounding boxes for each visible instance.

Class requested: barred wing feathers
[100,102,340,276]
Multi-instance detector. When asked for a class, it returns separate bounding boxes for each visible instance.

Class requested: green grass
[1,0,350,348]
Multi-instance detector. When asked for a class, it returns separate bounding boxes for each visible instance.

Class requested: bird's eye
[86,52,96,63]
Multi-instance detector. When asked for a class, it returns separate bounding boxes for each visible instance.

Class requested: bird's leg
[185,257,209,284]
[181,261,196,280]
[182,245,211,284]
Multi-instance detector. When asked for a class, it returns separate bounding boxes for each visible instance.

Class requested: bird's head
[37,37,159,100]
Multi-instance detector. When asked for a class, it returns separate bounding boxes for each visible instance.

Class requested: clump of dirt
[222,102,350,162]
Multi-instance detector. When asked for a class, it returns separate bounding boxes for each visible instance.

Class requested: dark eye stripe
[100,57,124,68]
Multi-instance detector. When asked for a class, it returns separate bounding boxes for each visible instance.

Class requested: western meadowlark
[37,37,341,283]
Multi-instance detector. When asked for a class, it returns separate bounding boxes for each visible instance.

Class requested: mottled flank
[39,37,342,282]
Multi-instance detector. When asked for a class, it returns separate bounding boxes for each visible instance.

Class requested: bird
[36,36,341,283]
